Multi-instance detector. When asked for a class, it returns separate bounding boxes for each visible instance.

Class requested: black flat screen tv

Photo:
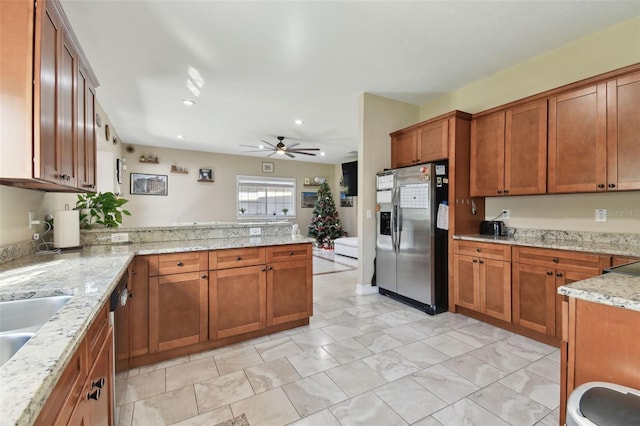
[341,161,358,197]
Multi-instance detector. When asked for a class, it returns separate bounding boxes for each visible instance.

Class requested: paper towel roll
[54,210,80,248]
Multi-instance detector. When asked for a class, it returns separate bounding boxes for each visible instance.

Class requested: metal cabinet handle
[472,259,478,263]
[87,389,101,401]
[177,261,184,267]
[91,377,105,389]
[497,190,503,194]
[556,272,563,278]
[597,184,605,189]
[608,183,616,188]
[269,266,273,270]
[201,274,207,279]
[547,271,553,276]
[479,260,484,264]
[289,251,294,256]
[237,256,242,261]
[552,258,559,263]
[476,248,481,252]
[262,268,266,272]
[503,189,509,194]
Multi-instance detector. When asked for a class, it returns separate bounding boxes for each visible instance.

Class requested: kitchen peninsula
[0,222,313,425]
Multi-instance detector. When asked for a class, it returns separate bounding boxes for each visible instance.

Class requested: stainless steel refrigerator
[375,161,449,314]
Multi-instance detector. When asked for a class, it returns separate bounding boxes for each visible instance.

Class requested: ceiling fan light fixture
[294,119,304,125]
[320,152,325,156]
[182,99,195,106]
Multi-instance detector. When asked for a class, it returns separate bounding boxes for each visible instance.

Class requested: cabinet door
[58,30,77,187]
[267,260,312,326]
[505,100,547,195]
[85,329,113,426]
[453,254,479,311]
[470,111,505,196]
[210,265,266,339]
[76,65,96,191]
[417,119,448,163]
[149,272,208,353]
[391,131,418,168]
[548,84,607,193]
[36,0,62,183]
[607,72,640,191]
[479,259,511,321]
[129,256,149,358]
[512,263,556,335]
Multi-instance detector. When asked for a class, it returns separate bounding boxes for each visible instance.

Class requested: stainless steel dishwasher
[109,273,130,411]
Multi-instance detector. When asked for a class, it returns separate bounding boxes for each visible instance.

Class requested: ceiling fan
[241,136,320,158]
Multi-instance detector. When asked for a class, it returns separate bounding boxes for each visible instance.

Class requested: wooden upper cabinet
[470,111,505,196]
[391,116,450,169]
[0,0,97,191]
[505,100,547,195]
[607,72,640,191]
[471,100,547,197]
[417,120,448,163]
[548,84,607,193]
[391,131,418,168]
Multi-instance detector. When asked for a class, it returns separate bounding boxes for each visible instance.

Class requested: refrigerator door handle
[390,186,397,252]
[395,186,402,252]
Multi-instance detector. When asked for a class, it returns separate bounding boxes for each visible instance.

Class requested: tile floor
[115,251,561,426]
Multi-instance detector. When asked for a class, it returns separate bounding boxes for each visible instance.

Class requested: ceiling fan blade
[240,144,261,148]
[291,151,317,156]
[243,149,271,153]
[266,151,277,158]
[287,142,300,149]
[285,152,295,158]
[289,147,320,151]
[260,139,277,149]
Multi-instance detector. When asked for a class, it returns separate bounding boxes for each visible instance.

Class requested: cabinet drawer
[266,243,312,263]
[453,240,511,261]
[149,252,208,276]
[513,246,610,274]
[86,302,110,366]
[211,247,266,270]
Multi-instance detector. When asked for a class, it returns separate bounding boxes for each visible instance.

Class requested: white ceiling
[60,1,639,165]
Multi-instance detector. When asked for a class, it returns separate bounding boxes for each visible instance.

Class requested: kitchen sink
[0,333,35,366]
[0,295,71,333]
[0,295,72,366]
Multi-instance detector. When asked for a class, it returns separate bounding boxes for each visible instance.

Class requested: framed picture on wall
[340,191,354,207]
[198,168,214,182]
[262,162,274,173]
[130,173,168,196]
[301,192,317,208]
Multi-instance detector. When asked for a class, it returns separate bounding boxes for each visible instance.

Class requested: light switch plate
[501,209,510,220]
[595,209,607,223]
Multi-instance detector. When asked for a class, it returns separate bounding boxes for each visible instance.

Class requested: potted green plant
[75,192,131,229]
[239,207,246,214]
[281,208,289,215]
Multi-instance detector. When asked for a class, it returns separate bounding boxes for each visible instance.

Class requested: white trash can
[566,381,640,426]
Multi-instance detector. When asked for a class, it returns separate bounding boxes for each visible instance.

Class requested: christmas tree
[308,181,343,248]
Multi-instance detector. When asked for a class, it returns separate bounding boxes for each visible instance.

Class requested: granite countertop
[558,273,640,312]
[0,235,313,426]
[453,234,640,257]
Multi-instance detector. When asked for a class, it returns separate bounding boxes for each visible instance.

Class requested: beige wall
[117,145,336,231]
[418,16,640,234]
[358,93,418,287]
[334,164,358,237]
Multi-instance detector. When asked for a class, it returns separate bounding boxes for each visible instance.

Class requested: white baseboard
[355,284,379,295]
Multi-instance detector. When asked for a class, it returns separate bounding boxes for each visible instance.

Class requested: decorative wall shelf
[303,183,321,187]
[139,157,159,164]
[170,165,188,174]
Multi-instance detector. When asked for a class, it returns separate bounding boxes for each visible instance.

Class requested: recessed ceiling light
[177,135,185,139]
[182,99,195,106]
[258,144,264,149]
[320,152,325,156]
[294,119,304,125]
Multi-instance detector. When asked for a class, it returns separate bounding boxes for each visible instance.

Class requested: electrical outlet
[32,233,40,240]
[111,233,129,243]
[501,209,510,220]
[249,227,261,236]
[595,209,607,223]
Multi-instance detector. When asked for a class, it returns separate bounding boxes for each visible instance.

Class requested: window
[237,175,296,219]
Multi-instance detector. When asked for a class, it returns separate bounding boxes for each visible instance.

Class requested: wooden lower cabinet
[512,247,610,339]
[453,241,511,321]
[35,305,113,425]
[129,256,149,358]
[560,297,640,425]
[149,272,208,353]
[210,265,267,339]
[267,259,313,325]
